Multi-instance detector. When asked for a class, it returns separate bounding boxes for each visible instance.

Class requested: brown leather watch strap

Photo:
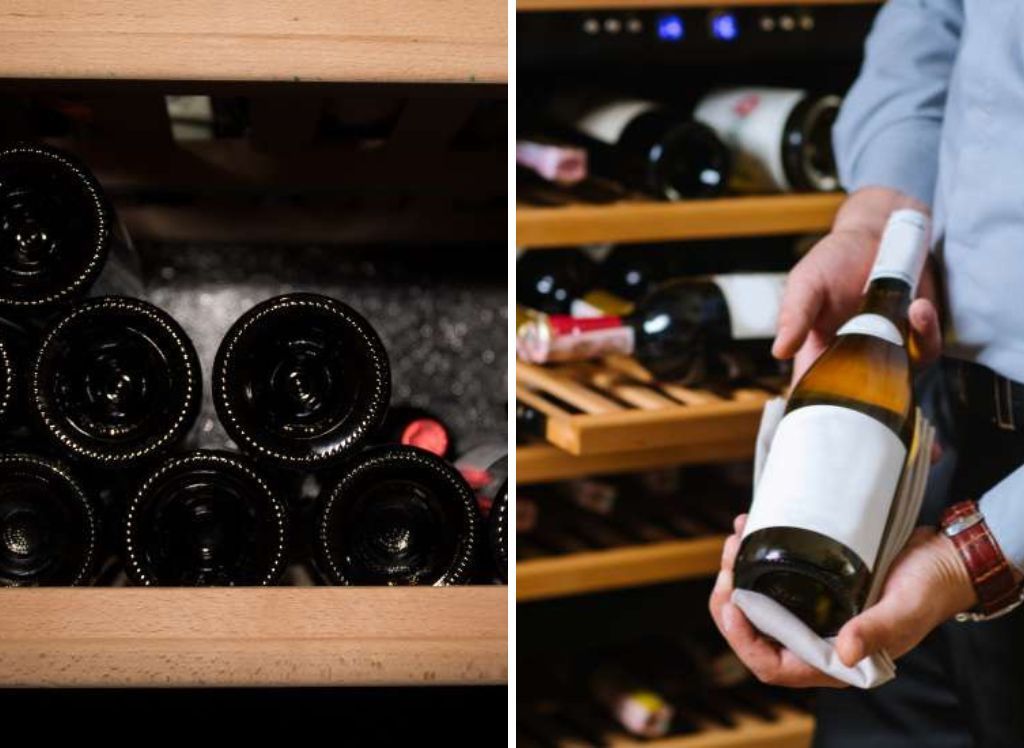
[940,500,1021,617]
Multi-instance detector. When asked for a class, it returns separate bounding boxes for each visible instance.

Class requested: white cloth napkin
[731,398,935,688]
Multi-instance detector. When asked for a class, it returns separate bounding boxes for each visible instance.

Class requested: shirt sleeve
[980,471,1024,574]
[832,0,964,207]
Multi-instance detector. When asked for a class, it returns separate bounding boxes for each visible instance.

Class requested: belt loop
[994,374,1017,431]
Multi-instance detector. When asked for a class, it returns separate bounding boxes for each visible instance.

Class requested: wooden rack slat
[517,194,843,248]
[0,587,507,687]
[605,707,814,748]
[0,0,506,84]
[519,0,877,11]
[517,536,725,601]
[517,441,755,484]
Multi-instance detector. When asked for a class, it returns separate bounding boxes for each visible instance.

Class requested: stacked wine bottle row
[518,630,813,746]
[516,241,802,386]
[518,464,748,560]
[518,86,840,206]
[0,143,507,587]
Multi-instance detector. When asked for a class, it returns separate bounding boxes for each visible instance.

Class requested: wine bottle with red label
[517,272,787,383]
[735,209,930,635]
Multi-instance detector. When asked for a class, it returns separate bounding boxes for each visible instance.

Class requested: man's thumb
[834,598,901,668]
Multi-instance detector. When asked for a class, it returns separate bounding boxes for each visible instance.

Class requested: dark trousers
[814,361,1024,748]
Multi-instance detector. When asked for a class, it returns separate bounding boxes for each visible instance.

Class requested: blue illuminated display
[656,14,684,42]
[711,12,739,41]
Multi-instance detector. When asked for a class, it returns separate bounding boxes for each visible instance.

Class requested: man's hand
[709,516,977,687]
[775,187,943,380]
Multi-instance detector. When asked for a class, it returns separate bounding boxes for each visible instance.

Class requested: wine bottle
[0,453,99,585]
[516,138,587,186]
[517,248,597,315]
[490,484,508,583]
[315,445,480,585]
[694,88,841,193]
[548,94,731,200]
[517,273,787,382]
[374,404,452,458]
[123,450,289,586]
[30,296,202,467]
[213,293,391,471]
[735,210,930,635]
[0,143,112,310]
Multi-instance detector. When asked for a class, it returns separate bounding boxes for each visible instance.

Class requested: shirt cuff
[839,120,940,208]
[979,471,1024,575]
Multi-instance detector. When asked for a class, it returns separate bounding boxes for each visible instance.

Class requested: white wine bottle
[734,209,929,636]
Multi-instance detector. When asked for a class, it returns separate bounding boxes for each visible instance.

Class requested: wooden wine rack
[0,587,507,687]
[517,357,776,456]
[517,536,725,601]
[603,707,814,748]
[517,194,843,248]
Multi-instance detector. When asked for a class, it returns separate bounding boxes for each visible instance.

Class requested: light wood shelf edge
[517,536,725,601]
[517,440,753,484]
[0,587,507,687]
[517,194,843,248]
[519,0,877,11]
[0,0,506,84]
[608,708,814,748]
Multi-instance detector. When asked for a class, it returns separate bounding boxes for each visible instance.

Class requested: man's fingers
[834,592,916,668]
[773,270,826,360]
[909,298,942,365]
[720,534,741,573]
[732,514,748,535]
[720,602,784,681]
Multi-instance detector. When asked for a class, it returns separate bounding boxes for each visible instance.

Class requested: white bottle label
[868,209,930,293]
[711,273,787,340]
[837,313,903,346]
[574,99,656,145]
[743,404,908,571]
[694,88,805,192]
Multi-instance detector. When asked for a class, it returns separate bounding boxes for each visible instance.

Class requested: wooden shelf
[0,1,506,84]
[517,358,773,456]
[605,707,814,748]
[0,587,507,687]
[517,440,754,484]
[517,536,725,601]
[517,194,843,248]
[519,0,877,11]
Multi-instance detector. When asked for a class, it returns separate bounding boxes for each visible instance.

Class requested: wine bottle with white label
[694,88,840,194]
[516,272,787,382]
[547,94,731,200]
[734,209,930,636]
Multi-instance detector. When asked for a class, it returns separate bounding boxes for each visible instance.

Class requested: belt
[945,358,1024,432]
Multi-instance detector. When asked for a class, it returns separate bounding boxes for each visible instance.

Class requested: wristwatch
[940,500,1024,621]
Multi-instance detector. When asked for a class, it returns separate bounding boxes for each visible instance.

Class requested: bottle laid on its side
[735,209,929,635]
[0,453,101,586]
[123,450,289,586]
[546,92,731,201]
[373,404,453,459]
[694,87,841,194]
[455,443,507,582]
[314,445,480,586]
[28,296,202,468]
[517,272,788,384]
[213,293,391,472]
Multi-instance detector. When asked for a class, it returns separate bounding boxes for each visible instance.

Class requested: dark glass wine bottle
[490,484,508,583]
[517,273,787,382]
[735,210,929,635]
[0,453,99,585]
[213,293,390,471]
[516,248,597,315]
[315,445,480,586]
[548,94,731,200]
[123,450,289,586]
[694,88,841,193]
[0,143,112,309]
[29,296,201,467]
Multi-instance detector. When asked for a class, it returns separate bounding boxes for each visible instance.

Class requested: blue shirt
[834,0,1024,571]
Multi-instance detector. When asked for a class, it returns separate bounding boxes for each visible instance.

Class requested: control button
[759,15,776,32]
[709,11,739,41]
[799,13,815,31]
[582,17,600,34]
[779,14,796,31]
[604,17,622,34]
[626,17,643,34]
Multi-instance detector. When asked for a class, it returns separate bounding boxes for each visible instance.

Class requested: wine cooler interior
[516,1,882,746]
[0,63,507,701]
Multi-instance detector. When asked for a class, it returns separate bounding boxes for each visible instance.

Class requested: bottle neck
[858,276,912,337]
